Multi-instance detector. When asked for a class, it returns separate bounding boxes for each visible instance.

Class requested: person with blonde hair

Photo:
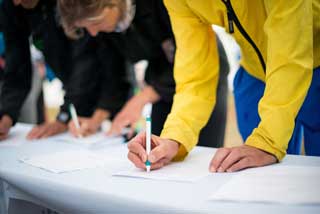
[58,0,230,148]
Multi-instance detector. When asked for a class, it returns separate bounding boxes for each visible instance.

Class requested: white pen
[69,104,83,138]
[145,116,151,172]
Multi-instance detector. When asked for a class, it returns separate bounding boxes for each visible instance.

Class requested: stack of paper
[209,165,320,204]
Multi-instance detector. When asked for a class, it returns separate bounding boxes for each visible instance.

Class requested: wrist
[55,120,68,128]
[138,86,160,104]
[56,111,71,124]
[168,139,180,151]
[92,109,110,126]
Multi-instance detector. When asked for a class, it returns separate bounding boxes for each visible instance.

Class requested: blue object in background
[45,64,56,82]
[233,66,320,156]
[0,33,5,56]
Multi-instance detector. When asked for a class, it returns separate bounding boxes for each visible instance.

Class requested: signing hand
[127,132,180,170]
[209,145,277,173]
[0,115,13,141]
[68,117,102,138]
[27,121,67,140]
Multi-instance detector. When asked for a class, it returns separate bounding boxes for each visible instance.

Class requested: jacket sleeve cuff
[95,102,120,119]
[172,144,188,161]
[245,132,286,162]
[160,125,197,161]
[56,110,71,124]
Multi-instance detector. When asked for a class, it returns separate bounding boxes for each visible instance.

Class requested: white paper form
[20,150,113,173]
[209,165,320,204]
[0,123,33,147]
[113,148,212,182]
[53,132,124,147]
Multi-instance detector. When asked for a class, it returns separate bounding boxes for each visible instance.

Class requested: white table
[0,124,320,214]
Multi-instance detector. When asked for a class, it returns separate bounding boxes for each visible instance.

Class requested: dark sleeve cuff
[96,98,126,119]
[144,58,176,103]
[56,105,71,124]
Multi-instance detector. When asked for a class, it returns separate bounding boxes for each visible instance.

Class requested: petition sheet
[52,132,124,147]
[19,144,129,173]
[209,165,320,204]
[113,148,213,182]
[20,150,107,173]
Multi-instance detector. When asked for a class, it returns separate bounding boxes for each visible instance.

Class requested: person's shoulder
[135,0,153,17]
[163,0,190,14]
[41,0,57,12]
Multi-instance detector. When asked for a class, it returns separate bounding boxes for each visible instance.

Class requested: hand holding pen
[69,104,83,138]
[127,117,180,171]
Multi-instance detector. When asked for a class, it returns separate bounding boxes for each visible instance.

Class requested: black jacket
[98,0,228,104]
[97,0,176,103]
[0,0,130,124]
[76,34,130,118]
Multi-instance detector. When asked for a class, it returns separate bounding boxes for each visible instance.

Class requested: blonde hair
[57,0,123,39]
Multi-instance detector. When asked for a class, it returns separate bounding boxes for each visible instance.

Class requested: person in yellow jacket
[127,0,320,172]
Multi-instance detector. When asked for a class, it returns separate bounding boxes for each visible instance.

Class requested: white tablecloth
[0,124,319,214]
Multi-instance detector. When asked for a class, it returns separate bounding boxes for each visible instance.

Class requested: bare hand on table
[68,116,101,137]
[27,121,67,140]
[0,115,13,140]
[209,144,277,173]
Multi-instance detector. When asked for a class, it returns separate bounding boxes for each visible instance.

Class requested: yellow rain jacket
[161,0,320,161]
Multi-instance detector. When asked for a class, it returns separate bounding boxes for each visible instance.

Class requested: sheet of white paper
[20,150,117,173]
[209,165,320,204]
[53,132,124,146]
[0,123,33,147]
[113,148,212,182]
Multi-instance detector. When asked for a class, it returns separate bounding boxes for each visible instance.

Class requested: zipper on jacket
[226,9,234,33]
[221,0,266,71]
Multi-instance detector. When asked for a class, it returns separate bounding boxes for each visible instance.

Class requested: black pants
[151,36,229,148]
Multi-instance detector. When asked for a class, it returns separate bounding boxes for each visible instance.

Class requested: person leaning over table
[0,0,130,140]
[62,34,131,138]
[57,0,230,148]
[124,0,320,172]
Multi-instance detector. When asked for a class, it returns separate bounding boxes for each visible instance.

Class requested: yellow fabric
[161,0,319,161]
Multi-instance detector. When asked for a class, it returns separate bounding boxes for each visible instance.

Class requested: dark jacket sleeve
[0,0,32,124]
[95,38,130,118]
[153,0,175,43]
[143,0,176,103]
[58,35,101,118]
[145,56,175,103]
[59,35,130,119]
